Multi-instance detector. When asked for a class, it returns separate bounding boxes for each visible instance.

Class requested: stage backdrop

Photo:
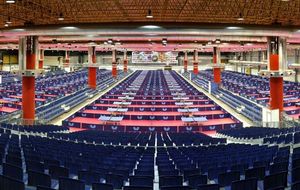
[132,51,178,64]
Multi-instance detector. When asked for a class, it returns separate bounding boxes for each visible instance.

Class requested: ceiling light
[140,25,161,29]
[6,0,15,3]
[6,17,12,24]
[237,13,244,21]
[146,9,153,19]
[58,13,64,21]
[226,26,243,30]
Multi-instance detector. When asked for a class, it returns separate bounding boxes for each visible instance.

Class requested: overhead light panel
[146,9,153,18]
[6,0,15,3]
[237,13,244,21]
[58,13,64,21]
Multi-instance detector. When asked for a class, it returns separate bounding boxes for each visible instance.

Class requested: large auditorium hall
[0,0,299,190]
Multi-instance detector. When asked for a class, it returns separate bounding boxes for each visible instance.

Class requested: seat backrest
[0,174,25,190]
[49,165,69,179]
[263,172,287,190]
[292,167,300,183]
[231,178,258,190]
[161,186,190,190]
[26,160,45,173]
[245,167,265,180]
[58,177,85,190]
[159,176,183,187]
[36,186,56,190]
[28,170,51,188]
[105,174,124,189]
[78,170,101,185]
[3,162,23,181]
[123,186,153,190]
[218,171,240,187]
[187,174,207,188]
[197,184,220,190]
[92,182,113,190]
[129,176,153,187]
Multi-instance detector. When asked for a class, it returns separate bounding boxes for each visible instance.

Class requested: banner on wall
[132,51,178,64]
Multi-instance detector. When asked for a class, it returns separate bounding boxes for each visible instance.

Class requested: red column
[22,36,37,123]
[112,50,117,78]
[184,51,188,72]
[123,51,128,73]
[193,50,198,74]
[38,49,44,69]
[213,47,221,84]
[269,53,283,112]
[65,50,70,66]
[88,47,97,89]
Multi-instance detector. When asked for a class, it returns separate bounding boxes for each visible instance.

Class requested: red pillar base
[213,68,221,84]
[38,60,43,69]
[88,67,97,89]
[112,62,117,78]
[184,60,188,72]
[270,77,284,111]
[193,62,198,74]
[22,76,35,124]
[123,60,128,73]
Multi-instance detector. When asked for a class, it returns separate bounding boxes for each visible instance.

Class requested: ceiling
[0,0,300,52]
[1,0,299,28]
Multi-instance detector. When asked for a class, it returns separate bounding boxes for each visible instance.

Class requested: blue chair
[129,176,153,187]
[292,181,300,190]
[197,184,220,190]
[92,183,113,190]
[36,186,55,190]
[0,174,25,190]
[78,170,101,185]
[263,172,287,190]
[187,174,207,188]
[106,174,124,189]
[3,163,23,181]
[123,186,153,190]
[58,177,85,190]
[245,167,265,180]
[293,167,300,183]
[161,186,190,190]
[231,178,257,190]
[26,160,45,173]
[28,170,51,188]
[218,171,240,187]
[49,165,69,179]
[159,176,183,187]
[269,162,288,175]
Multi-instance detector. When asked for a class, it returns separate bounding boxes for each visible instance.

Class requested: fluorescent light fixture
[61,26,77,30]
[226,26,242,30]
[107,39,113,44]
[140,25,161,29]
[6,0,15,3]
[237,13,244,21]
[146,9,153,18]
[58,13,64,21]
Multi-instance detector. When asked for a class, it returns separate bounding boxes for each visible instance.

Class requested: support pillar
[88,46,97,89]
[38,49,44,69]
[112,49,117,78]
[268,37,284,114]
[213,47,221,84]
[65,50,70,66]
[184,51,188,72]
[193,50,198,74]
[20,36,38,123]
[123,51,128,73]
